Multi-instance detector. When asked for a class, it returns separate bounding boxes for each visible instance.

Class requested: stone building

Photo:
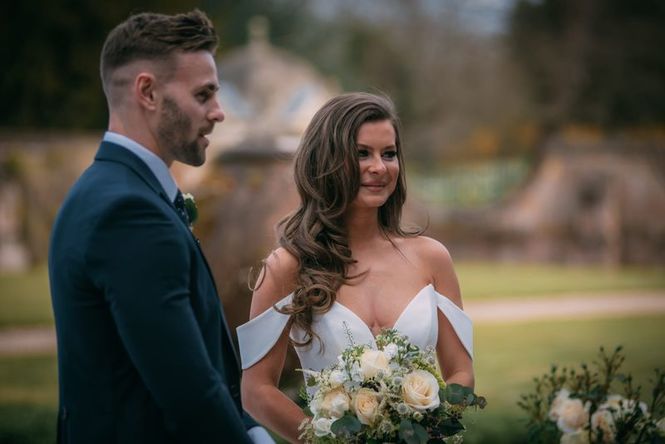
[435,132,665,265]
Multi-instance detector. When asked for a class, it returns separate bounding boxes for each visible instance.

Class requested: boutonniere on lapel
[182,193,198,227]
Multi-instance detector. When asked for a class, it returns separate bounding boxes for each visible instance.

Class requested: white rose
[591,409,615,444]
[317,387,350,419]
[312,417,334,437]
[353,388,380,425]
[560,430,590,444]
[383,343,399,359]
[656,417,665,436]
[329,369,347,387]
[359,349,391,379]
[602,395,648,417]
[401,369,441,411]
[549,389,571,421]
[556,398,589,434]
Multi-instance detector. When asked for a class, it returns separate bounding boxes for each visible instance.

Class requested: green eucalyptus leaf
[330,414,362,437]
[399,419,429,444]
[444,384,467,405]
[439,417,465,436]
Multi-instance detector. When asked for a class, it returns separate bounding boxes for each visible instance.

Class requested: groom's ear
[135,72,158,111]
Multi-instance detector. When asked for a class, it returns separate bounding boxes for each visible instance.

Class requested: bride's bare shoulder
[264,247,299,276]
[250,248,299,315]
[398,235,453,266]
[398,235,461,302]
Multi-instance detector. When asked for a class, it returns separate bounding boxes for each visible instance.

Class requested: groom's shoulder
[61,164,164,226]
[73,158,156,200]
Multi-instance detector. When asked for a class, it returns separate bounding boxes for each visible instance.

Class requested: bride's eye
[357,149,369,158]
[382,150,397,159]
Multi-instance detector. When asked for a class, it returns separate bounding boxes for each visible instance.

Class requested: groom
[48,10,272,444]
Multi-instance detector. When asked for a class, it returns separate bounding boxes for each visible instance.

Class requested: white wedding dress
[237,284,473,380]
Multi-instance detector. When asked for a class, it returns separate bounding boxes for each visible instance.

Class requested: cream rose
[556,398,589,434]
[549,389,571,421]
[353,388,380,425]
[315,387,350,419]
[359,349,391,379]
[401,369,441,411]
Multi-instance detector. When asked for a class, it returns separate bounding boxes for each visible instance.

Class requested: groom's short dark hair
[100,9,218,98]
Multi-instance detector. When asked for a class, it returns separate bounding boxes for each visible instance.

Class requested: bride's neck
[345,207,383,247]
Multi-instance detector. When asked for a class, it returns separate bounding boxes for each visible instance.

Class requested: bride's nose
[367,155,387,174]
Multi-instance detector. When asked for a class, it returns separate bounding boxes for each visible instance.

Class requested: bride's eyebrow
[357,143,397,150]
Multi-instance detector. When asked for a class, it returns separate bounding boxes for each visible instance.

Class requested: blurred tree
[275,0,533,164]
[509,0,665,128]
[0,0,268,129]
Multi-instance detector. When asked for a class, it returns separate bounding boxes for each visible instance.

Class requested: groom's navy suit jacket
[49,141,256,443]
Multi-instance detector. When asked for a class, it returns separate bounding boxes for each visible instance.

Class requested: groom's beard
[157,96,205,167]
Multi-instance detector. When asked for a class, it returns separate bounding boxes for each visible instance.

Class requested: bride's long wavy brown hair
[276,92,416,347]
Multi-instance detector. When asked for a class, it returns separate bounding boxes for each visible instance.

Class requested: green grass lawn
[0,266,53,328]
[1,263,664,442]
[0,354,58,444]
[457,262,665,300]
[1,263,663,328]
[2,315,663,443]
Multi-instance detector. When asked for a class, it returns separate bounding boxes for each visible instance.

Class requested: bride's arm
[422,238,475,389]
[241,249,306,444]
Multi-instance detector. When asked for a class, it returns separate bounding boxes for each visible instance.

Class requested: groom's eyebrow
[199,82,220,93]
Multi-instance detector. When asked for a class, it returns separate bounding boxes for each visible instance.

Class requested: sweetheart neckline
[236,282,474,370]
[331,284,433,339]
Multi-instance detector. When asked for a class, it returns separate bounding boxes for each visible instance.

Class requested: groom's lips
[198,128,213,147]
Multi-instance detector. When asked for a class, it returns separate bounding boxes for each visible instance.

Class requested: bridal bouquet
[519,346,665,444]
[298,329,485,444]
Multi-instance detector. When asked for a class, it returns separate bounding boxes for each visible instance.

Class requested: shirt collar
[103,132,178,202]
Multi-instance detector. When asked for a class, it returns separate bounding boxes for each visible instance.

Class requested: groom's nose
[209,96,225,123]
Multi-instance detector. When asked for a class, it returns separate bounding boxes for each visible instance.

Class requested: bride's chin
[349,200,387,211]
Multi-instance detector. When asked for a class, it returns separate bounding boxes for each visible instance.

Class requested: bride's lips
[361,182,387,191]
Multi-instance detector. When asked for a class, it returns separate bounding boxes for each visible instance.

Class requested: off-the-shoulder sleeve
[236,294,293,369]
[434,291,474,360]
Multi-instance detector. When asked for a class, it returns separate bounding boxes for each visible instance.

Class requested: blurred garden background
[1,0,664,442]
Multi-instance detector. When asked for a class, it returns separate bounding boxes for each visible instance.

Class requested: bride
[237,92,474,443]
